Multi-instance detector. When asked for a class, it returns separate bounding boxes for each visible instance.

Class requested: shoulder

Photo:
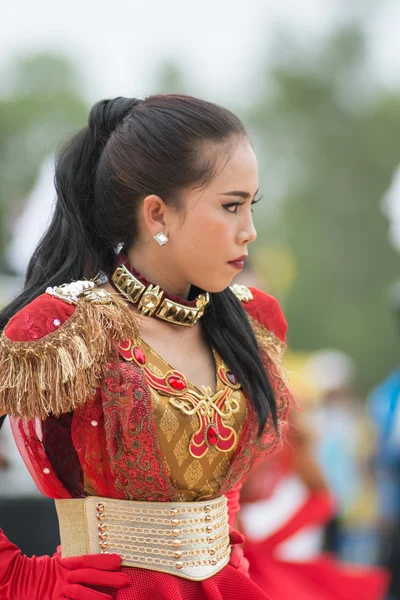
[230,284,287,343]
[0,281,139,419]
[3,281,127,342]
[4,292,76,342]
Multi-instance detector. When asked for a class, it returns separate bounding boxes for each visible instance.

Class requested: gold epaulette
[0,283,139,419]
[229,284,253,303]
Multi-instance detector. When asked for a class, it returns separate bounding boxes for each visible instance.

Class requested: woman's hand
[53,552,130,599]
[0,529,129,600]
[228,529,249,577]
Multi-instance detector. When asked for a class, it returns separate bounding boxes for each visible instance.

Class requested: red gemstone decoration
[133,346,146,365]
[207,424,218,446]
[168,376,187,391]
[226,371,238,385]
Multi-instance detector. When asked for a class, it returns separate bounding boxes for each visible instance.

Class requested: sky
[1,0,399,104]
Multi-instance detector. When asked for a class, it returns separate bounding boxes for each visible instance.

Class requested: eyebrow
[218,189,259,200]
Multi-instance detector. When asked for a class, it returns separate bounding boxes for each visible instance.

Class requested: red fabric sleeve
[2,294,79,500]
[4,294,75,342]
[242,288,287,343]
[225,481,243,528]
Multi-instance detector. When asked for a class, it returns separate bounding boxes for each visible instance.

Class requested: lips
[228,255,247,263]
[228,255,247,271]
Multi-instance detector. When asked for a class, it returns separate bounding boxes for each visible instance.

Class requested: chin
[197,277,234,295]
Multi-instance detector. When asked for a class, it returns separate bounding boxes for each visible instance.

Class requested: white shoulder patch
[45,280,112,305]
[230,284,253,303]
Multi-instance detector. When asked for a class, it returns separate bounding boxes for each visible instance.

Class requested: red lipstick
[228,255,247,271]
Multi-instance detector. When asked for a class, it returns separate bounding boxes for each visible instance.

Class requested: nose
[237,214,257,245]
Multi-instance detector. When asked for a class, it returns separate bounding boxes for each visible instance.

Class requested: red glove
[0,529,129,600]
[229,529,249,577]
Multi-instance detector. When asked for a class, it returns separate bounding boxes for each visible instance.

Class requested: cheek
[183,213,232,251]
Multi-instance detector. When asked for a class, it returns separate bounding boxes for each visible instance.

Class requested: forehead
[210,139,258,192]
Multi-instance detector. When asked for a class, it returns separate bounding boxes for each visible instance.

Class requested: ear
[142,194,169,237]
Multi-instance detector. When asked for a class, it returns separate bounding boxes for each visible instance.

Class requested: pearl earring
[154,232,169,247]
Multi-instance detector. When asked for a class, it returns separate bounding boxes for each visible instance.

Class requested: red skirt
[94,564,271,599]
[244,546,388,600]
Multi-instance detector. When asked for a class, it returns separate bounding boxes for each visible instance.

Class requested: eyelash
[223,195,263,214]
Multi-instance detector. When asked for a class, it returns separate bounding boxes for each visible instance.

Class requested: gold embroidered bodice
[143,340,247,500]
[84,336,248,501]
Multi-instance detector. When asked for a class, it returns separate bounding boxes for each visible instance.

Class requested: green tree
[246,24,400,393]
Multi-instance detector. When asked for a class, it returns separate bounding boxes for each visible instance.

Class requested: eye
[222,194,263,214]
[223,202,243,214]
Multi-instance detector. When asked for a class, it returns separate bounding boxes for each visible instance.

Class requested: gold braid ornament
[0,284,139,419]
[111,264,210,327]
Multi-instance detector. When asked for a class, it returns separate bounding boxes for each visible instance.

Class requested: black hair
[0,95,276,433]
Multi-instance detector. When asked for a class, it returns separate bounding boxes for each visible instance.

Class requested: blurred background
[1,0,400,595]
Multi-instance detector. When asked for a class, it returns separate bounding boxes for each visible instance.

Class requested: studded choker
[110,258,210,327]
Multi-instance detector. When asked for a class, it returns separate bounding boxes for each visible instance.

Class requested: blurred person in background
[238,354,388,600]
[0,94,295,600]
[233,264,388,598]
[368,282,400,600]
[306,350,377,562]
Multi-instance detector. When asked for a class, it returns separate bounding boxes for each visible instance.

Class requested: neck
[126,247,191,300]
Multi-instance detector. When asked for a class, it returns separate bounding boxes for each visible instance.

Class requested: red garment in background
[241,467,389,599]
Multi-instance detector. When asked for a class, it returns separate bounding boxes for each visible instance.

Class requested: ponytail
[0,98,140,330]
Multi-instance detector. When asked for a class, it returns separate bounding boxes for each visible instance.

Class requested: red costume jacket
[0,283,292,600]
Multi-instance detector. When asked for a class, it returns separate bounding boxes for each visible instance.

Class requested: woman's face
[166,138,259,293]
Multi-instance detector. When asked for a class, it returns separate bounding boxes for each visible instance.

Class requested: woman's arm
[288,411,330,493]
[0,529,129,600]
[0,289,138,598]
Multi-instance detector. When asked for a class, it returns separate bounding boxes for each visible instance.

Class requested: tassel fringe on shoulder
[0,288,139,419]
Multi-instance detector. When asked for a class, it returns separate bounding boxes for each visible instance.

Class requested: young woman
[0,95,292,599]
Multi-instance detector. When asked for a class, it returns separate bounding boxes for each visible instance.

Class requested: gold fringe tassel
[247,315,287,370]
[0,294,139,419]
[247,314,296,439]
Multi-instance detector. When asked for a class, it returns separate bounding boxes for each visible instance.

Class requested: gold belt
[55,495,230,581]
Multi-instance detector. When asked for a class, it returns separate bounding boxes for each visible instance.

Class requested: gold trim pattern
[213,455,230,484]
[190,414,199,431]
[112,264,210,327]
[160,406,180,442]
[174,432,190,466]
[184,460,204,489]
[207,447,218,466]
[199,481,214,497]
[169,385,240,459]
[169,386,239,420]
